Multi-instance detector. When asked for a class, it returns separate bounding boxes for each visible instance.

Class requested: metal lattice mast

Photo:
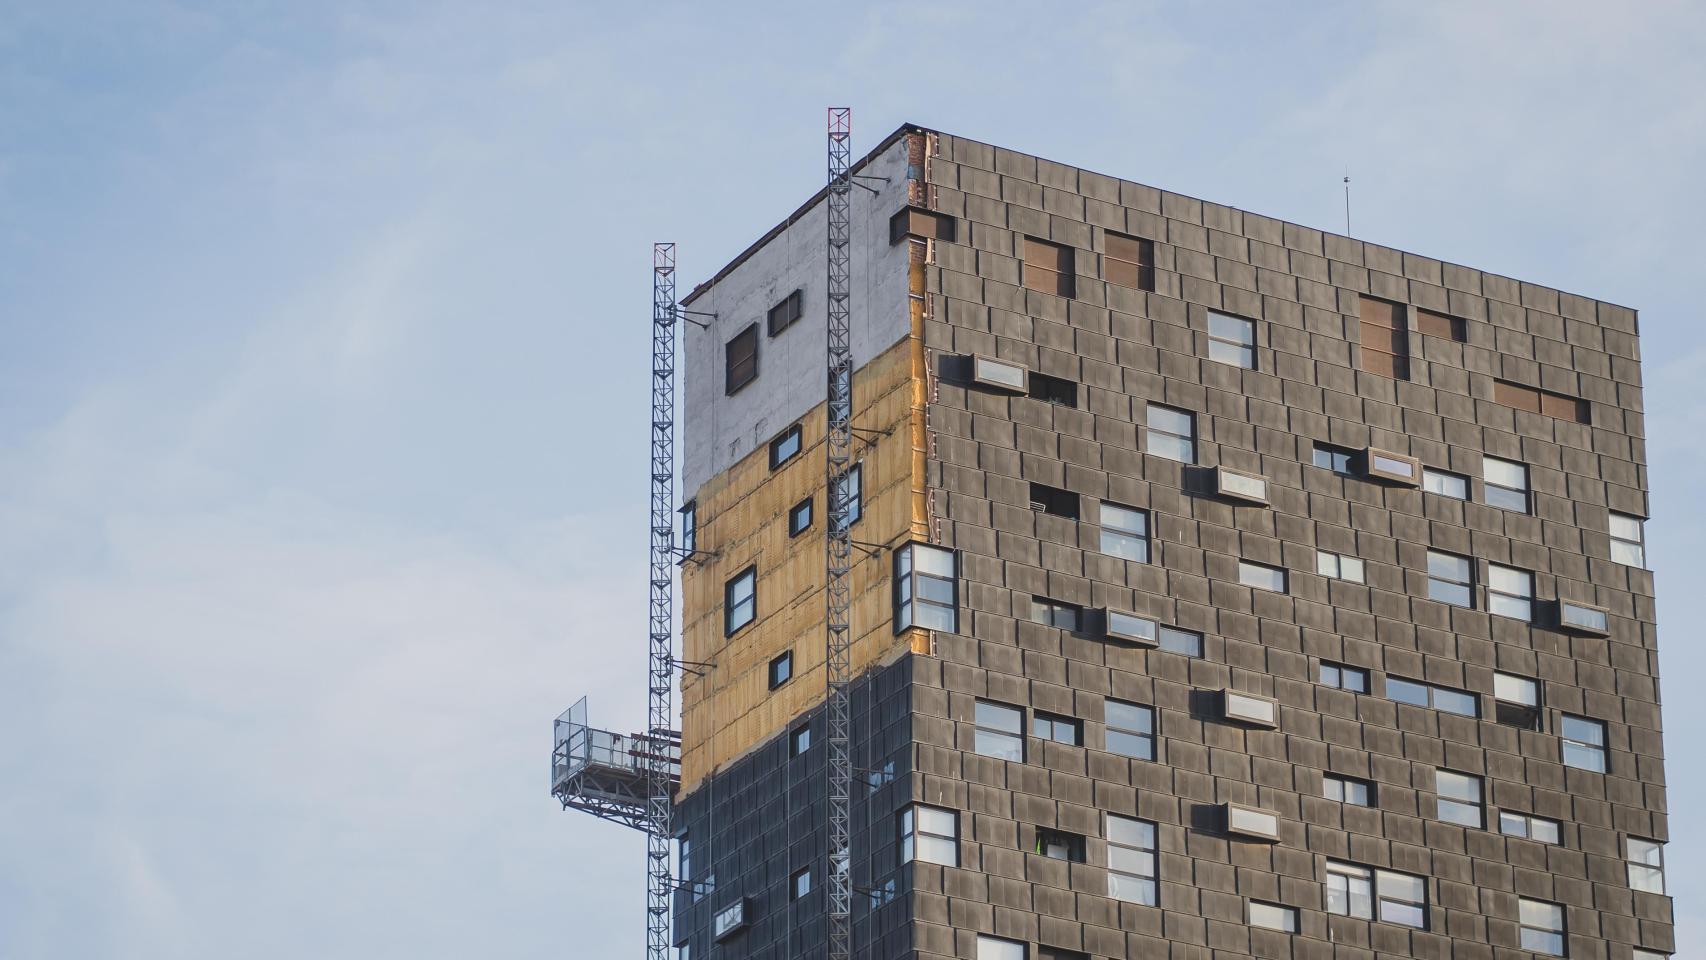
[824,107,855,960]
[646,242,678,960]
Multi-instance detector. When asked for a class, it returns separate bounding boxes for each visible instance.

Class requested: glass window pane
[1433,688,1478,716]
[1488,565,1531,595]
[1101,529,1149,562]
[914,545,954,576]
[1147,406,1193,437]
[976,701,1022,733]
[1610,539,1645,566]
[1427,551,1469,580]
[1248,902,1296,932]
[1484,457,1527,489]
[1207,339,1249,366]
[1562,741,1606,772]
[1208,311,1252,342]
[1494,673,1538,705]
[974,730,1023,760]
[1148,433,1194,463]
[915,603,955,632]
[1105,730,1152,759]
[1562,715,1604,745]
[1610,512,1643,540]
[1386,678,1430,707]
[1157,627,1202,656]
[1317,551,1337,576]
[1531,819,1560,844]
[916,835,957,865]
[1485,485,1529,512]
[917,806,955,835]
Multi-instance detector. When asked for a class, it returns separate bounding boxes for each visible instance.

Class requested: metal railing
[552,697,680,794]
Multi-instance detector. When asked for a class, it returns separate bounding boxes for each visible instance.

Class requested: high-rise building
[608,123,1672,960]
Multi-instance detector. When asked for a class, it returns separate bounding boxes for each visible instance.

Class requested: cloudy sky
[2,1,1702,957]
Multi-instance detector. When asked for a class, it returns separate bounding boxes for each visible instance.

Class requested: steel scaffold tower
[647,242,678,960]
[824,106,855,960]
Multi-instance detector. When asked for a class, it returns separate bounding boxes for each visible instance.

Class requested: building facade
[669,125,1670,960]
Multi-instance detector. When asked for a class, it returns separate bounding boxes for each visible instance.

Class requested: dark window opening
[725,323,759,394]
[767,289,803,337]
[1026,371,1079,407]
[1034,827,1086,862]
[1028,482,1080,519]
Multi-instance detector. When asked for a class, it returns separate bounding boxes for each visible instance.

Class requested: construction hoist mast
[824,106,855,960]
[645,242,678,960]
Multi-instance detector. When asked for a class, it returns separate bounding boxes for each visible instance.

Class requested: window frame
[1106,813,1159,905]
[1487,562,1534,621]
[1426,549,1474,608]
[1610,512,1647,567]
[1157,625,1203,658]
[893,541,956,633]
[1030,596,1083,631]
[1319,662,1370,693]
[1324,773,1375,806]
[1099,501,1150,562]
[1493,672,1542,729]
[724,322,760,395]
[1497,811,1561,845]
[1519,898,1566,956]
[789,723,810,756]
[1144,404,1196,463]
[1385,676,1478,717]
[1034,826,1086,863]
[1357,293,1410,380]
[1238,559,1288,593]
[766,289,803,337]
[724,565,757,636]
[1248,901,1298,933]
[1422,467,1469,499]
[1316,550,1366,583]
[1482,455,1531,513]
[976,935,1027,960]
[1627,837,1665,894]
[973,699,1025,761]
[1312,441,1357,475]
[1022,235,1075,299]
[1026,371,1078,407]
[767,424,802,470]
[1028,482,1080,520]
[679,500,697,558]
[1206,309,1256,369]
[1104,699,1155,761]
[899,803,958,867]
[1103,230,1155,292]
[1030,710,1082,747]
[1326,860,1428,928]
[1561,714,1607,772]
[767,650,793,690]
[831,462,862,530]
[1435,769,1485,828]
[788,497,813,537]
[789,864,811,900]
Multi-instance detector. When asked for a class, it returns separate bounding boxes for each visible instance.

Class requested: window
[1319,662,1370,693]
[1107,815,1159,905]
[1611,513,1646,567]
[1099,502,1149,562]
[1036,948,1089,960]
[1145,404,1195,463]
[1426,550,1473,607]
[1313,442,1357,475]
[1023,236,1074,298]
[1035,827,1086,862]
[1482,456,1530,513]
[1519,898,1566,956]
[1103,609,1157,645]
[1026,371,1078,407]
[1416,307,1466,341]
[1317,550,1365,583]
[1559,600,1610,635]
[894,542,956,632]
[724,566,756,635]
[1498,811,1561,844]
[680,500,697,556]
[970,355,1028,392]
[1238,560,1287,593]
[1104,231,1155,291]
[1105,700,1155,760]
[768,651,793,689]
[889,207,955,244]
[1493,673,1541,729]
[1215,466,1268,504]
[790,723,810,756]
[1031,711,1081,746]
[1324,774,1374,806]
[1030,596,1083,631]
[1222,691,1278,728]
[788,497,813,536]
[1561,714,1607,772]
[977,935,1027,960]
[1207,310,1256,368]
[832,463,862,530]
[724,323,759,394]
[1386,676,1478,717]
[790,865,811,899]
[1158,625,1203,657]
[1357,294,1410,379]
[768,425,802,469]
[1364,447,1420,486]
[1627,838,1665,894]
[1494,379,1590,424]
[974,700,1025,761]
[1028,482,1080,519]
[1423,468,1469,499]
[767,289,802,336]
[1435,770,1484,828]
[1486,563,1533,620]
[1634,952,1670,960]
[900,804,957,866]
[678,835,696,900]
[1327,861,1428,928]
[1248,901,1298,933]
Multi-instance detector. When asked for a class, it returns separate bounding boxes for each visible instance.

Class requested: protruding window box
[1221,690,1279,728]
[1221,803,1281,841]
[968,355,1028,393]
[1098,608,1158,646]
[1364,447,1421,486]
[1558,600,1611,636]
[712,898,749,941]
[1214,466,1269,505]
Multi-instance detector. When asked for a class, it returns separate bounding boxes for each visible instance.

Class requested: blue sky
[1,1,1702,957]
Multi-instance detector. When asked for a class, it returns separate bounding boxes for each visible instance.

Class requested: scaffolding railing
[551,696,680,831]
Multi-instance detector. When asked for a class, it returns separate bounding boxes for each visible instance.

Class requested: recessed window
[1248,901,1298,933]
[725,566,756,635]
[900,804,957,866]
[1026,371,1078,407]
[1036,947,1088,960]
[1482,456,1530,513]
[1317,550,1365,583]
[1498,811,1561,844]
[1031,710,1082,746]
[1634,951,1670,960]
[1416,307,1467,341]
[768,424,802,469]
[790,723,811,756]
[1035,827,1086,862]
[973,700,1025,761]
[1561,714,1607,772]
[725,323,759,395]
[1107,815,1159,905]
[677,834,694,899]
[1426,550,1473,607]
[1357,294,1410,380]
[1145,404,1195,463]
[1386,676,1478,717]
[1493,673,1541,729]
[831,463,862,530]
[680,500,697,556]
[767,289,803,336]
[1207,310,1256,369]
[788,497,813,536]
[767,651,793,689]
[1327,861,1427,928]
[1099,502,1149,562]
[1158,625,1203,658]
[1030,596,1083,631]
[1435,770,1484,828]
[1104,231,1155,291]
[1519,898,1566,956]
[1628,838,1666,893]
[1028,482,1080,519]
[977,935,1027,960]
[894,542,956,633]
[1422,467,1469,499]
[1105,700,1155,760]
[1324,774,1374,806]
[1320,662,1370,693]
[1494,379,1589,424]
[1023,236,1075,298]
[1238,560,1287,593]
[789,865,812,900]
[1485,564,1533,621]
[1312,441,1358,475]
[1610,513,1647,567]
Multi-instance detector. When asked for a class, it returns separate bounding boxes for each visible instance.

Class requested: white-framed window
[977,936,1026,960]
[1487,563,1534,621]
[1145,404,1195,463]
[1493,673,1541,729]
[1426,550,1473,607]
[894,542,957,633]
[1320,662,1370,693]
[1104,700,1154,760]
[725,566,757,635]
[1422,467,1468,499]
[1498,811,1561,844]
[1326,861,1427,928]
[1611,512,1647,567]
[1628,837,1666,894]
[1099,502,1150,562]
[1107,814,1158,905]
[1238,560,1287,593]
[973,700,1025,761]
[1207,310,1256,369]
[1317,550,1365,583]
[1386,676,1477,717]
[1158,625,1203,657]
[1248,901,1298,932]
[1324,774,1374,806]
[1435,770,1484,828]
[1483,456,1530,513]
[1561,714,1607,772]
[1519,898,1566,956]
[900,804,957,866]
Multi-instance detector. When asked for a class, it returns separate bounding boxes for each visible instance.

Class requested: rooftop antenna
[1343,169,1352,235]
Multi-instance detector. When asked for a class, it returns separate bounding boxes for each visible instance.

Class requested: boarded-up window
[1023,236,1075,298]
[889,207,956,244]
[767,289,802,337]
[1358,295,1409,380]
[725,323,759,395]
[1104,232,1155,292]
[1416,307,1467,342]
[1494,380,1589,424]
